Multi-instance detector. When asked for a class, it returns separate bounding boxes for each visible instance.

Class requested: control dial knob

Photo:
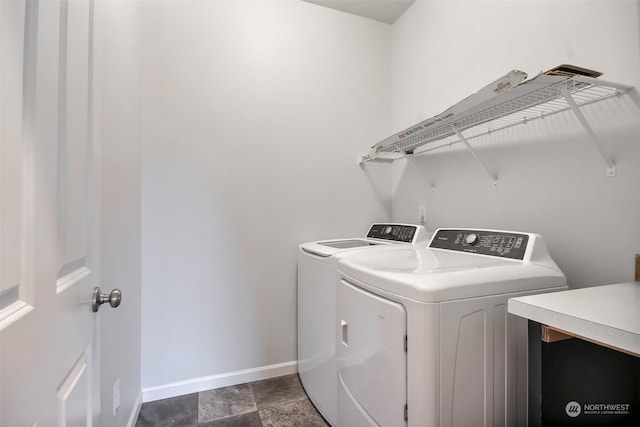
[465,233,480,246]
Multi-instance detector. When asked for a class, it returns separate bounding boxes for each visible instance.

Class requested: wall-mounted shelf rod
[358,72,633,180]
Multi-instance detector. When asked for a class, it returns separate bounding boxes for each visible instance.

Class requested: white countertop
[508,282,640,356]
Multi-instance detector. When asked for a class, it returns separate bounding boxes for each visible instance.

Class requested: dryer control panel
[366,224,417,243]
[430,229,529,260]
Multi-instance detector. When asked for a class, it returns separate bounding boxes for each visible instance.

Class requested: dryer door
[337,278,407,427]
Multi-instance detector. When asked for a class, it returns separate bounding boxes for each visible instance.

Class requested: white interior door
[1,0,102,425]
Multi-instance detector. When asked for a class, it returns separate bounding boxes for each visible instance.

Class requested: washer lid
[299,223,430,258]
[300,238,389,258]
[338,245,566,302]
[318,239,381,249]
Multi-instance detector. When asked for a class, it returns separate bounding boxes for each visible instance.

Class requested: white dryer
[336,228,567,427]
[298,224,430,426]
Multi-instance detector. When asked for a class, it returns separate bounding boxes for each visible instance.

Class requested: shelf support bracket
[562,88,616,177]
[406,155,435,190]
[454,128,498,187]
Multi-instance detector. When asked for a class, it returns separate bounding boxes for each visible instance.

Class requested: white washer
[298,224,430,426]
[336,228,567,427]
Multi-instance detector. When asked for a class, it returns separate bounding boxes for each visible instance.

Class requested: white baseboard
[126,391,143,427]
[141,360,298,403]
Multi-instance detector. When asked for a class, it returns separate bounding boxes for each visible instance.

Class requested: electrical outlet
[113,379,121,415]
[418,205,427,223]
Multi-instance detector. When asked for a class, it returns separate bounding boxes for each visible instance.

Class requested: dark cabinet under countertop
[528,321,640,427]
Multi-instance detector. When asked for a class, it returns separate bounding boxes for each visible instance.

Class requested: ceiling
[301,0,416,24]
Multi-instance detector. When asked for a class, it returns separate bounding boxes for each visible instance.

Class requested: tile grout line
[248,381,267,427]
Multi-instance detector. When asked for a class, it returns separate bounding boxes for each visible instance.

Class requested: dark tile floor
[135,374,329,427]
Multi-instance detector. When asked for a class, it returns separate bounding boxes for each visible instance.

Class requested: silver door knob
[92,287,122,312]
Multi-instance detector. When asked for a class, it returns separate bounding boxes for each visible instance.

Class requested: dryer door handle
[341,319,348,347]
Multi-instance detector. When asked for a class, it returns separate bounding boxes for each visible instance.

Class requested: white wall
[96,1,142,425]
[138,0,392,398]
[390,0,640,287]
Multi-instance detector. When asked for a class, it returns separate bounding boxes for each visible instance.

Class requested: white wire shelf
[360,75,632,175]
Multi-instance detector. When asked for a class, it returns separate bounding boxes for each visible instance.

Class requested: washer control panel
[430,229,529,260]
[366,224,418,243]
